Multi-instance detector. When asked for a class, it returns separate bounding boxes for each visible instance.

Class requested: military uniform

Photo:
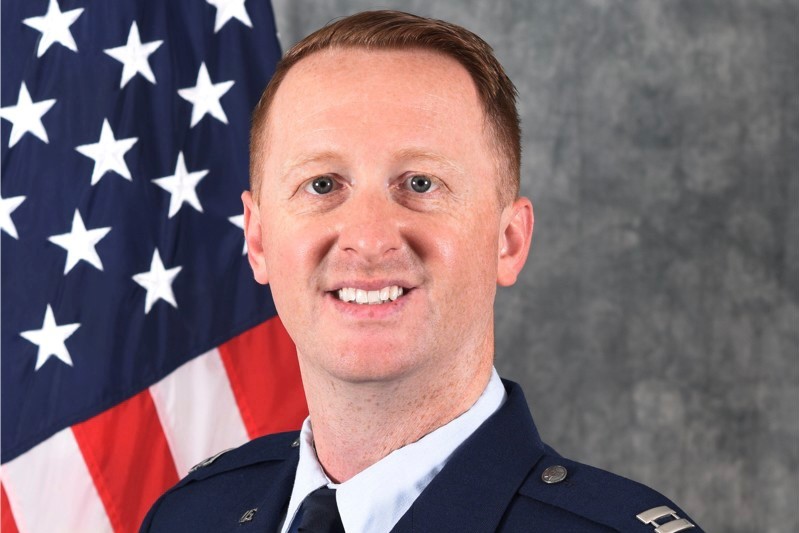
[140,380,702,532]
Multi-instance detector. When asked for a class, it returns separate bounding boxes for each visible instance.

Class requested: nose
[335,190,402,262]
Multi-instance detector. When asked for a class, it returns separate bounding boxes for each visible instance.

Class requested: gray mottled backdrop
[271,1,798,531]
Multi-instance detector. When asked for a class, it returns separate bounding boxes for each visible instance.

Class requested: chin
[320,342,422,384]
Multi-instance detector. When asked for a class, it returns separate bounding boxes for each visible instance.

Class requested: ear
[497,196,534,286]
[242,191,269,285]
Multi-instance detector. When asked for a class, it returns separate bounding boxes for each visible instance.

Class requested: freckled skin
[243,48,533,481]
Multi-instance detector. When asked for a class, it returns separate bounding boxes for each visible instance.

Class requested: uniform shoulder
[180,430,300,484]
[139,431,301,532]
[517,450,704,532]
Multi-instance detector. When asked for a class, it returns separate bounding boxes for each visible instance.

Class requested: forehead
[289,46,475,90]
[274,47,483,117]
[260,48,492,171]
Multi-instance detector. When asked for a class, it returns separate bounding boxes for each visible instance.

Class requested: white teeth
[337,288,357,302]
[336,285,405,305]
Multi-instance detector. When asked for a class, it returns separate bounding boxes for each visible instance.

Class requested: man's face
[244,48,531,385]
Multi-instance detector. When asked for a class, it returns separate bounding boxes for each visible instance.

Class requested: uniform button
[291,438,300,448]
[542,465,568,484]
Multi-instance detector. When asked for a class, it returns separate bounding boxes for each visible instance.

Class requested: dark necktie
[294,487,345,533]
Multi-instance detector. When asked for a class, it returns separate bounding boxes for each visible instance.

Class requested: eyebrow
[280,150,342,177]
[280,147,464,177]
[391,147,464,174]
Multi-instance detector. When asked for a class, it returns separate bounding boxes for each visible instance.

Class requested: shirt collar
[281,368,507,533]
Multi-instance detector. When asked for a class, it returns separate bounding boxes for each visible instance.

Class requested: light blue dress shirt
[280,368,507,533]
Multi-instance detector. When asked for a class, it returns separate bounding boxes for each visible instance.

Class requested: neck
[299,348,494,483]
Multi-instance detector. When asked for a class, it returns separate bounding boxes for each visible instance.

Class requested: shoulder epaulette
[178,430,300,486]
[519,453,701,532]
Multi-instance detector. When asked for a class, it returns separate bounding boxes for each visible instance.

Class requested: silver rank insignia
[188,447,234,473]
[636,506,696,533]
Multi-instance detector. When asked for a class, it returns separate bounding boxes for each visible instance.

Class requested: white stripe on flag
[1,428,113,533]
[150,348,249,477]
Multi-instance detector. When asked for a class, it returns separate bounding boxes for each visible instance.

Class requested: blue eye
[407,175,436,193]
[307,176,335,194]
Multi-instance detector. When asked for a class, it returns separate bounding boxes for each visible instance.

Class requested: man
[141,11,702,532]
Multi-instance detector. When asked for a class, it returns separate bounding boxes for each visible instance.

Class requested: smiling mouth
[334,285,405,305]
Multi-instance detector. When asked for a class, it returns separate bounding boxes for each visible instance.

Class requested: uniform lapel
[391,381,545,533]
[236,451,299,532]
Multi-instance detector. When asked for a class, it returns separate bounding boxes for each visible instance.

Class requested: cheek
[263,218,330,272]
[261,221,322,315]
[417,215,500,323]
[260,224,321,339]
[435,215,499,276]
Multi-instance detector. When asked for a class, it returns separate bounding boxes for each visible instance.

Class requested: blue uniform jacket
[140,380,703,532]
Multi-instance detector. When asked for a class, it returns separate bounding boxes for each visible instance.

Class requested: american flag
[1,1,307,531]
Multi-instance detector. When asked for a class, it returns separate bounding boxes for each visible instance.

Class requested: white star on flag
[0,82,56,148]
[1,194,26,239]
[48,210,112,274]
[178,62,235,127]
[75,118,138,185]
[132,249,183,314]
[20,304,81,371]
[206,0,252,33]
[228,214,247,254]
[153,152,208,218]
[104,21,163,89]
[22,0,84,58]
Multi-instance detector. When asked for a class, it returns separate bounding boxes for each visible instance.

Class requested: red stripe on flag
[220,317,308,439]
[72,390,179,533]
[1,483,19,533]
